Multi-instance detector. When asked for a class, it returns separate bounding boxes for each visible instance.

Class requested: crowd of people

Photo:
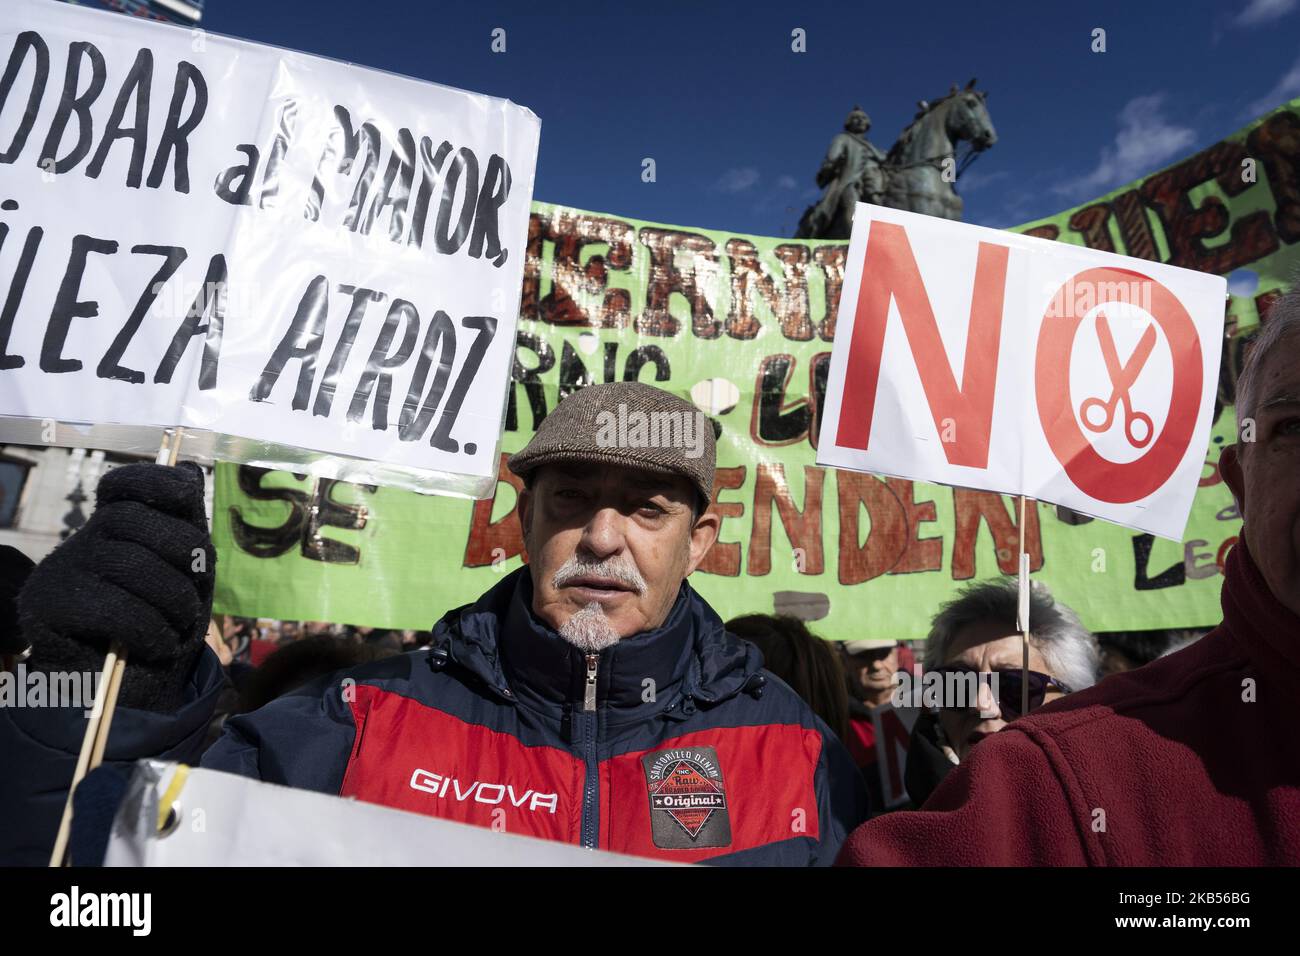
[198,595,1207,819]
[0,286,1296,866]
[209,616,432,665]
[727,594,1204,813]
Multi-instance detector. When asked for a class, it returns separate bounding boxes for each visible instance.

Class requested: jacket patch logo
[642,746,731,849]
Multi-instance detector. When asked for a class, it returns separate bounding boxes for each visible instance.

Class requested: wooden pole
[87,653,126,769]
[48,427,185,866]
[164,427,184,467]
[47,648,118,866]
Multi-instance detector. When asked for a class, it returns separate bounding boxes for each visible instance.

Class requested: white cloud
[776,174,798,190]
[1246,56,1300,115]
[980,189,1046,229]
[713,167,760,193]
[1054,94,1196,199]
[1234,0,1296,26]
[956,168,1010,193]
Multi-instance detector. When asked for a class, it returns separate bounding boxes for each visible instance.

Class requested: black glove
[19,461,216,713]
[0,544,36,656]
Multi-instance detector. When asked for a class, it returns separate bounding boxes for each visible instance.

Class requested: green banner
[212,98,1300,640]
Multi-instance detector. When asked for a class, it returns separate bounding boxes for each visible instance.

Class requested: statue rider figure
[796,106,887,240]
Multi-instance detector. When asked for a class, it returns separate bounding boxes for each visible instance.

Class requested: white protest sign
[817,204,1226,540]
[869,702,919,811]
[0,0,539,496]
[103,761,675,867]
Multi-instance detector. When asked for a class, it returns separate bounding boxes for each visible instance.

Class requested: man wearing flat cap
[2,382,868,865]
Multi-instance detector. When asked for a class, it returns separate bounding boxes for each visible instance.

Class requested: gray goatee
[552,554,646,652]
[558,601,621,653]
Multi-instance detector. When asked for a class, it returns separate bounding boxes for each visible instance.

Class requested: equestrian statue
[795,79,997,238]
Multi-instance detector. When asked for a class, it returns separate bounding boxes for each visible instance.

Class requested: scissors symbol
[1079,312,1157,449]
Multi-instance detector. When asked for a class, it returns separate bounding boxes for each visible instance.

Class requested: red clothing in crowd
[846,646,913,772]
[846,712,877,770]
[838,541,1300,865]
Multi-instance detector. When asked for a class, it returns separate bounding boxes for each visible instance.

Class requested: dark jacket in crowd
[1,568,868,865]
[838,541,1300,865]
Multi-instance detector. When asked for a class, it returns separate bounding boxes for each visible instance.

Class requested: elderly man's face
[1222,331,1300,618]
[518,463,720,640]
[936,620,1067,762]
[848,646,899,695]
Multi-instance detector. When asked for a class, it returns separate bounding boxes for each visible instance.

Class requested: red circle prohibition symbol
[1035,267,1202,504]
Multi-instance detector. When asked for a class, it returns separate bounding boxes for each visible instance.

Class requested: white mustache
[553,555,647,594]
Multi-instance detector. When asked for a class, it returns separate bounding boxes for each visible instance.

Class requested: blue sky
[193,0,1300,236]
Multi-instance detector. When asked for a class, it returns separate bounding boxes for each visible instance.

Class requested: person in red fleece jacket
[839,288,1300,867]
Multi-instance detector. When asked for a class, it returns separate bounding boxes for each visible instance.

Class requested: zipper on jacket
[580,653,599,849]
[583,653,598,712]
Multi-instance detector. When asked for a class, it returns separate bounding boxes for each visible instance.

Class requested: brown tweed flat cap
[508,382,716,505]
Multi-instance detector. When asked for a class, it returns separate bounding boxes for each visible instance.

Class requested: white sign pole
[1017,494,1031,716]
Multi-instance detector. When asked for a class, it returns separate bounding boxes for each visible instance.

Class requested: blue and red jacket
[1,569,868,865]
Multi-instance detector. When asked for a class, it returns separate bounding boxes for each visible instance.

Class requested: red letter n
[834,220,1008,468]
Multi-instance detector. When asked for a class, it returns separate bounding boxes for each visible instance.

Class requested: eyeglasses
[927,666,1073,721]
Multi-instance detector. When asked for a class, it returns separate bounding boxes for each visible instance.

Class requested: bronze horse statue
[796,80,997,237]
